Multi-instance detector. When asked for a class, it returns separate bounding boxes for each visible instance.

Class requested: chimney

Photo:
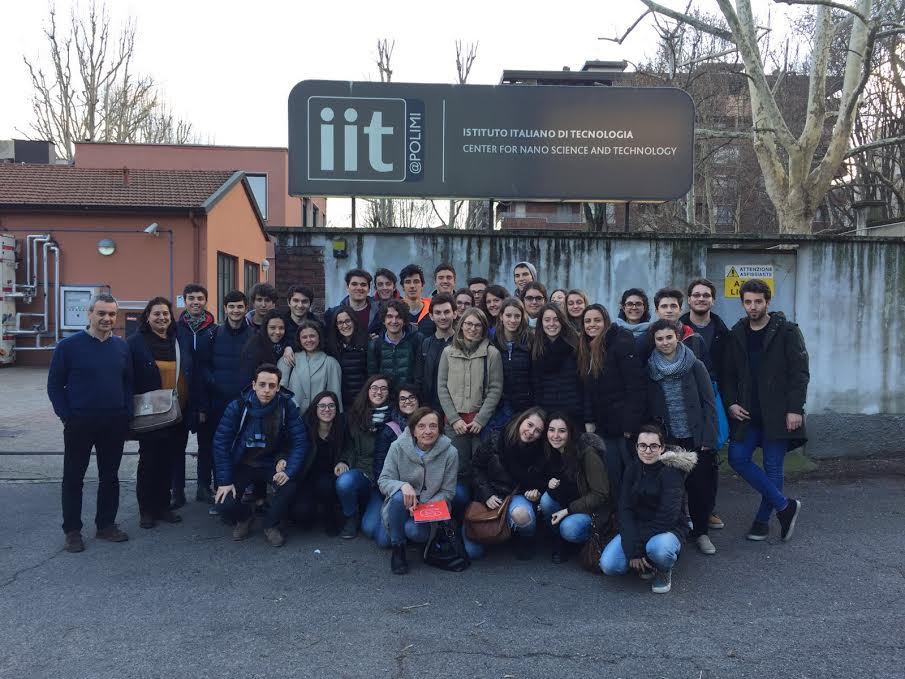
[122,167,130,186]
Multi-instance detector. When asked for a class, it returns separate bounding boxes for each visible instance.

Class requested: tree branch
[772,0,870,25]
[599,9,652,44]
[844,135,905,158]
[638,1,734,41]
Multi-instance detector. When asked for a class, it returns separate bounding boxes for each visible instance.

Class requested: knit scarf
[371,404,390,428]
[614,317,651,340]
[460,337,482,354]
[243,396,281,450]
[181,310,210,334]
[648,341,696,381]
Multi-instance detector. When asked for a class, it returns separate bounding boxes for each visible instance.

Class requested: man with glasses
[522,282,547,328]
[680,278,732,533]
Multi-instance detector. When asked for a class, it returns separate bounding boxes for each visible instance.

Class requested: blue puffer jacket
[200,322,256,413]
[212,388,308,486]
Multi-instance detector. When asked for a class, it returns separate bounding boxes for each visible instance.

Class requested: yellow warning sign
[725,264,775,298]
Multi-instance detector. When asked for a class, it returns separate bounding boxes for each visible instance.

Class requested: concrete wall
[273,228,905,459]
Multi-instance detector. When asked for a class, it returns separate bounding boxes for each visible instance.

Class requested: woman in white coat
[278,320,342,413]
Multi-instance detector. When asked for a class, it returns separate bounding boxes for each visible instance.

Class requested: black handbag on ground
[423,521,471,572]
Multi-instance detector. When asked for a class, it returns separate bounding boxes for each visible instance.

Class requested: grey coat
[278,351,342,415]
[378,429,459,527]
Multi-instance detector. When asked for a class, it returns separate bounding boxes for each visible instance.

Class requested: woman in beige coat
[437,307,504,514]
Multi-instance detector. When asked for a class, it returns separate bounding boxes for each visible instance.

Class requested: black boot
[550,532,567,564]
[340,515,359,539]
[391,544,409,574]
[513,532,536,561]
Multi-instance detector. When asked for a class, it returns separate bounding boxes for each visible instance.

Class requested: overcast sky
[2,0,792,225]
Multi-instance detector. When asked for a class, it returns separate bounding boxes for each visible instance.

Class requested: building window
[245,173,267,221]
[313,205,319,228]
[244,260,260,292]
[217,252,238,322]
[716,206,735,226]
[302,197,310,227]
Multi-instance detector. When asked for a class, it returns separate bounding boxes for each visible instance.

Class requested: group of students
[48,259,810,593]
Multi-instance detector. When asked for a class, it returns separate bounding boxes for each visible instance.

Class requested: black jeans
[670,436,717,537]
[289,470,338,525]
[137,423,189,517]
[218,465,297,529]
[193,409,222,491]
[61,415,128,533]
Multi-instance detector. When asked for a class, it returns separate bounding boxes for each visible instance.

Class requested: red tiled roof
[0,164,236,210]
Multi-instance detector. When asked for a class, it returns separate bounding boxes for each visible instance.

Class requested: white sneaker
[696,534,717,555]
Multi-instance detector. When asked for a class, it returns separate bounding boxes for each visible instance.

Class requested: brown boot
[96,524,129,542]
[232,516,253,540]
[264,527,285,547]
[139,513,156,529]
[64,531,85,553]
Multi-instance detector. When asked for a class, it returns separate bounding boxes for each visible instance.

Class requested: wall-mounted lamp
[97,238,116,256]
[143,222,159,236]
[261,258,271,272]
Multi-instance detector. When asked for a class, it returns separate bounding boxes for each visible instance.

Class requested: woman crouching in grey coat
[378,408,459,575]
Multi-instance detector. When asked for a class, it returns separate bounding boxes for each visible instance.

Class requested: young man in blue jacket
[213,363,308,547]
[47,294,132,553]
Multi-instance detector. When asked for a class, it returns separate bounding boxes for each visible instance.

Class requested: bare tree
[22,1,198,160]
[610,0,905,234]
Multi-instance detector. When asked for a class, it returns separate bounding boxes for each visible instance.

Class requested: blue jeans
[453,483,471,518]
[539,492,592,543]
[462,494,537,560]
[600,532,681,575]
[361,489,388,545]
[335,469,372,518]
[385,491,432,546]
[728,425,789,523]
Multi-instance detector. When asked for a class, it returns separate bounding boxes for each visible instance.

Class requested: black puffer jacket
[414,333,453,410]
[583,325,647,437]
[472,430,559,502]
[332,341,368,409]
[619,448,697,560]
[497,337,533,413]
[531,336,585,422]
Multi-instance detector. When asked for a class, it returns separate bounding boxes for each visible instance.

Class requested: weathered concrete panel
[273,229,905,458]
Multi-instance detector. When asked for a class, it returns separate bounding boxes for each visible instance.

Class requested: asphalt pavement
[0,466,903,679]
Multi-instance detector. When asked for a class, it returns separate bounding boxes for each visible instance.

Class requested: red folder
[412,500,451,523]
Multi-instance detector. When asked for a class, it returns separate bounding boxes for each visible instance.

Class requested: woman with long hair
[565,289,588,332]
[614,288,652,343]
[284,390,345,535]
[437,307,504,515]
[493,297,533,416]
[601,423,697,594]
[531,303,586,425]
[278,320,342,414]
[325,305,369,411]
[240,310,289,388]
[578,303,647,503]
[334,374,393,539]
[550,288,567,308]
[467,407,555,560]
[539,413,611,563]
[481,284,509,326]
[646,319,718,555]
[363,384,421,547]
[127,297,193,529]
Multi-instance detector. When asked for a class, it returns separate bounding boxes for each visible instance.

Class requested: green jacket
[339,425,379,480]
[569,433,612,517]
[367,329,421,388]
[721,312,809,450]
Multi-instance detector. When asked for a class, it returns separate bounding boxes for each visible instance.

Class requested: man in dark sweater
[722,279,809,543]
[414,294,456,410]
[47,294,133,553]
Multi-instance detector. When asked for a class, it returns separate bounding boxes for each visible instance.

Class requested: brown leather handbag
[579,511,617,573]
[463,491,516,545]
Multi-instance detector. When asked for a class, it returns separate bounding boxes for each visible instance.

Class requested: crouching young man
[213,363,308,547]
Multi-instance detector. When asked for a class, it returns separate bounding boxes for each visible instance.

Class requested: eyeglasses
[524,295,544,302]
[624,302,644,308]
[336,319,353,327]
[636,443,664,453]
[461,321,482,330]
[398,395,418,404]
[317,403,337,411]
[369,385,389,393]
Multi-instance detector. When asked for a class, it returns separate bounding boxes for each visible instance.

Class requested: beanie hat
[513,261,538,282]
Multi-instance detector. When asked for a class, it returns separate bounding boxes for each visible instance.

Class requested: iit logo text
[307,96,424,183]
